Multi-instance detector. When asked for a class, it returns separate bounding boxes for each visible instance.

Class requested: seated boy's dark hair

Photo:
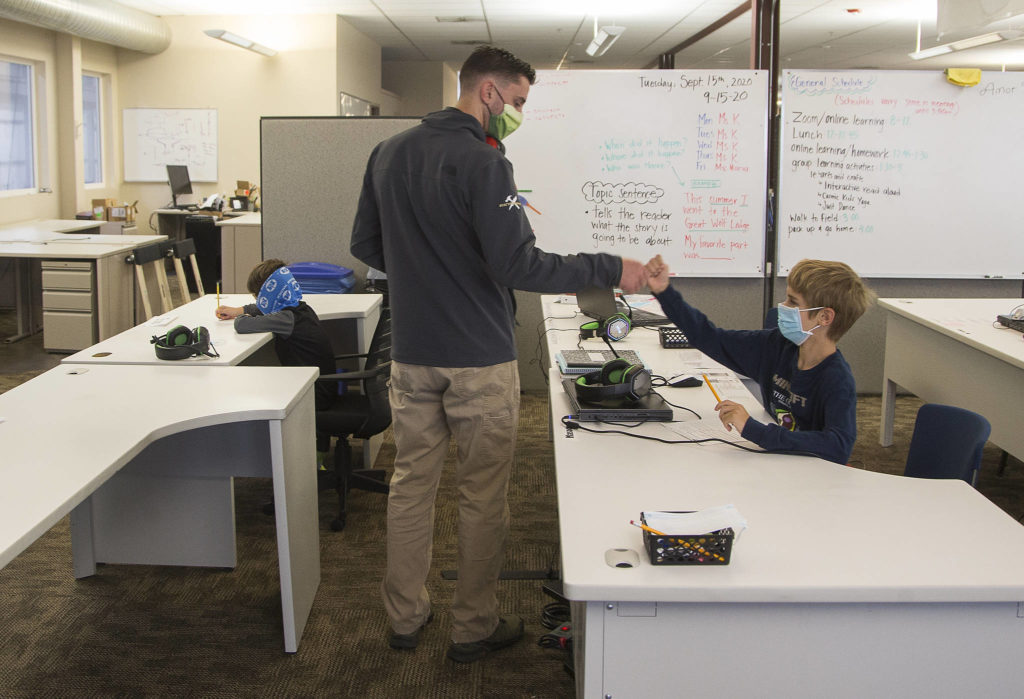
[247,258,287,295]
[459,45,536,91]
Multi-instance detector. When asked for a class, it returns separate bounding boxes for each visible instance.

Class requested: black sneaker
[446,615,524,663]
[388,611,434,650]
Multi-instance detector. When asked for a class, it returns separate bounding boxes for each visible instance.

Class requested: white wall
[117,14,342,227]
[382,61,458,116]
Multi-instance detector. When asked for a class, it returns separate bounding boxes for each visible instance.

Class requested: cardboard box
[105,201,137,224]
[91,197,116,220]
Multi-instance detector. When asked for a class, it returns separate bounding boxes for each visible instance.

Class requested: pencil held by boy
[215,259,338,466]
[645,255,874,464]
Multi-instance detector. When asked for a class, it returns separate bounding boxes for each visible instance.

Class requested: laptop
[561,377,674,422]
[576,285,669,327]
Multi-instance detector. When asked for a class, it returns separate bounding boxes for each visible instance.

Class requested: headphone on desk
[579,312,631,342]
[574,358,652,403]
[151,325,220,360]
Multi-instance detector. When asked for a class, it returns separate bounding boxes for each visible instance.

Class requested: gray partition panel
[260,116,419,279]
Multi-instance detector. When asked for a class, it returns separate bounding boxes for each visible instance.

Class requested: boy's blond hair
[788,259,875,341]
[247,258,287,296]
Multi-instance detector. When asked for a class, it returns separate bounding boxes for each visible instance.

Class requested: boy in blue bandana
[216,259,337,465]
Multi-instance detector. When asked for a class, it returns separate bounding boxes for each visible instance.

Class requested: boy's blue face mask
[776,303,823,346]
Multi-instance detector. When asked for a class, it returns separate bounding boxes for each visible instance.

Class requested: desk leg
[270,389,321,653]
[3,258,37,343]
[880,376,896,447]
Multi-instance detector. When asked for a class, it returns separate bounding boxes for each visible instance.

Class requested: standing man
[351,46,646,663]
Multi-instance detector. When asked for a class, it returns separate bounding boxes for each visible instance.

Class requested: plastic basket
[640,512,734,565]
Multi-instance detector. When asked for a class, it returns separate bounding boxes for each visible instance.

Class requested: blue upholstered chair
[903,404,991,486]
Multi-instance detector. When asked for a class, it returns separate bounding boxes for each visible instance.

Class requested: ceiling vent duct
[0,0,172,54]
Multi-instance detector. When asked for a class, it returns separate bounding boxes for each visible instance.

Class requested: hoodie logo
[498,194,522,212]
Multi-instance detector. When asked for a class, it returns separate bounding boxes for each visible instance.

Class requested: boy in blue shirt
[645,255,874,464]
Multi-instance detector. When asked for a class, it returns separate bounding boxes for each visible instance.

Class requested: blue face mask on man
[776,303,823,346]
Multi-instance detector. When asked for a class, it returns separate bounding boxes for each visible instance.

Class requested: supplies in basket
[639,505,746,565]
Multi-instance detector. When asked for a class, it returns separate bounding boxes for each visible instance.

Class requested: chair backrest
[355,308,392,438]
[904,403,991,485]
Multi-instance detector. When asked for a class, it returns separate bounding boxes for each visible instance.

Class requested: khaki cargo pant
[381,359,520,643]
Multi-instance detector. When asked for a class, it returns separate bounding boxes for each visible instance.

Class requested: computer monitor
[166,164,192,208]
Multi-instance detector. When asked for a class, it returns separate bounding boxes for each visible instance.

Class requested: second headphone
[151,325,219,360]
[579,312,631,342]
[574,358,652,403]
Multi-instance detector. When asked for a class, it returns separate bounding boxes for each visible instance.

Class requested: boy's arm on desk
[234,310,294,337]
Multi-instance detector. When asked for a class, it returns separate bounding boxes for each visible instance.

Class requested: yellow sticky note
[945,68,981,87]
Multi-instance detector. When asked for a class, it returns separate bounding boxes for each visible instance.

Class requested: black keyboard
[997,315,1024,333]
[659,326,692,349]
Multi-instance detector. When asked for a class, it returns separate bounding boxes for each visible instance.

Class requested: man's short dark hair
[459,46,536,91]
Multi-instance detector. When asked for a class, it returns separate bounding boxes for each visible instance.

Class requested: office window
[82,72,102,185]
[0,58,35,192]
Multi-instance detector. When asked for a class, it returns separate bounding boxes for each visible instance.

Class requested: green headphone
[579,312,631,342]
[574,358,652,403]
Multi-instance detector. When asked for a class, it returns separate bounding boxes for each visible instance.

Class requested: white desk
[0,220,165,349]
[878,298,1024,462]
[216,212,262,293]
[0,364,320,653]
[542,295,1024,698]
[61,292,384,468]
[61,292,382,367]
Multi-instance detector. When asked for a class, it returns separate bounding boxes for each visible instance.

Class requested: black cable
[540,601,570,630]
[559,414,822,458]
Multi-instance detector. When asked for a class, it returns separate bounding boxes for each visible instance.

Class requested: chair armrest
[333,351,370,361]
[316,362,391,385]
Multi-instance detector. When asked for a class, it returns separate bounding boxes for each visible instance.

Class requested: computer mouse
[604,548,641,568]
[670,376,703,388]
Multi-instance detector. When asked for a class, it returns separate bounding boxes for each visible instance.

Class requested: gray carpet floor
[2,308,1023,696]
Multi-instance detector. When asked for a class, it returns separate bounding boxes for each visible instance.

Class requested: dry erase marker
[702,373,722,403]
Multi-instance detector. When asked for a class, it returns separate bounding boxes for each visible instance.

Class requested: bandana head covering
[257,266,303,314]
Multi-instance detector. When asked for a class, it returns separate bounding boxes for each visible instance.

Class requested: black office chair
[315,307,393,531]
[903,403,991,486]
[183,215,220,292]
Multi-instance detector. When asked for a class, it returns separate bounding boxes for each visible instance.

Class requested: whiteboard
[123,108,218,182]
[505,70,769,277]
[778,70,1024,279]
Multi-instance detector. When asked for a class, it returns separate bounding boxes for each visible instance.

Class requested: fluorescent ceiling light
[204,29,277,57]
[909,30,1022,60]
[586,25,625,57]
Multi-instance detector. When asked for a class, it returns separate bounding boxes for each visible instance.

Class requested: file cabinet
[41,260,96,351]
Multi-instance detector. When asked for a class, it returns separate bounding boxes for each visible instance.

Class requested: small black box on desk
[640,512,733,565]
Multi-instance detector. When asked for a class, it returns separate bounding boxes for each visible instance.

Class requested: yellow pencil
[630,520,668,536]
[702,373,722,403]
[216,281,220,307]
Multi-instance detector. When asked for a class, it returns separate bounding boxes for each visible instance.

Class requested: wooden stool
[170,238,206,303]
[126,243,174,320]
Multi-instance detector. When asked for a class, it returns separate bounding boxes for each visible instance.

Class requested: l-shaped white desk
[0,220,166,349]
[0,364,320,653]
[542,295,1024,698]
[878,297,1024,463]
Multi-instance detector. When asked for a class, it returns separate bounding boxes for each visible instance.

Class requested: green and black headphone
[574,358,652,403]
[579,312,631,342]
[151,325,220,360]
